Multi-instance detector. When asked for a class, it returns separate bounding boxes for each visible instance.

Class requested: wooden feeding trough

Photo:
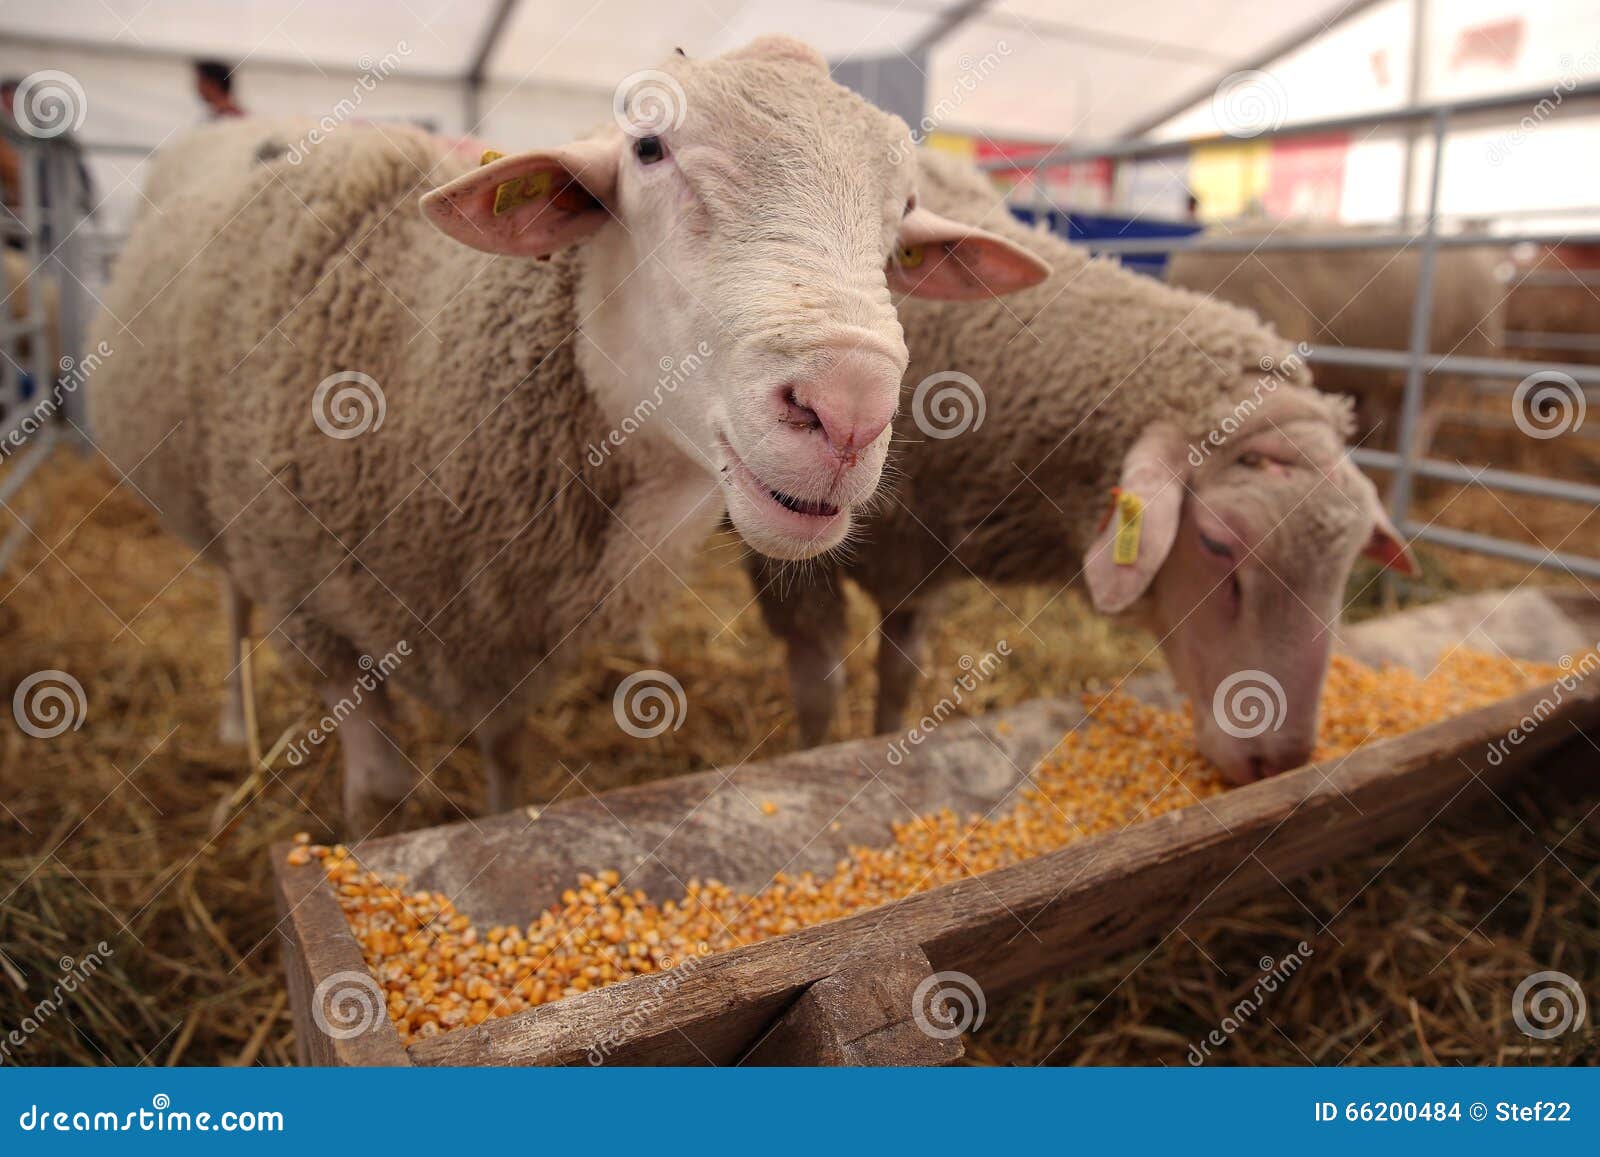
[273,589,1600,1066]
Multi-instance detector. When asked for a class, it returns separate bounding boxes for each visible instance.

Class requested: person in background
[194,60,245,119]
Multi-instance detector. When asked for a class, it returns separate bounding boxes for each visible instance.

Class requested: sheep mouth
[717,436,847,526]
[768,489,840,519]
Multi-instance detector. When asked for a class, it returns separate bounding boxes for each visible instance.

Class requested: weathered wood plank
[740,944,963,1066]
[274,849,412,1067]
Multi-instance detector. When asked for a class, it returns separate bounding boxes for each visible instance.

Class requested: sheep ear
[420,138,619,258]
[1361,488,1419,576]
[1084,424,1191,615]
[1339,459,1420,576]
[888,207,1050,300]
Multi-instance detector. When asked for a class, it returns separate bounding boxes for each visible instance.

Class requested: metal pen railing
[984,80,1600,582]
[1,134,94,569]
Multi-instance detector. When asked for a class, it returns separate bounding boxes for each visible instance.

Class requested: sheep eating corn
[751,150,1418,785]
[87,38,1047,834]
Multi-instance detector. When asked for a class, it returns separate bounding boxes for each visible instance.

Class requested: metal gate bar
[987,79,1600,583]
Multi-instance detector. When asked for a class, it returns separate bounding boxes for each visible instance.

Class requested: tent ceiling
[2,0,1363,139]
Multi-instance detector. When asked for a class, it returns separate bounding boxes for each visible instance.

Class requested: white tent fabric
[4,0,1597,234]
[3,0,1355,141]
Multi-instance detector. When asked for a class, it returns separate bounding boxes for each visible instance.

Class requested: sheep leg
[473,710,556,819]
[218,578,253,747]
[748,554,849,748]
[329,676,413,838]
[476,710,529,815]
[875,603,931,736]
[786,629,848,749]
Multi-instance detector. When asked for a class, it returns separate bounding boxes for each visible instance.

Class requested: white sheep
[751,151,1417,784]
[88,39,1047,833]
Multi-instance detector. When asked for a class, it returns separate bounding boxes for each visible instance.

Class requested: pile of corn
[293,648,1562,1044]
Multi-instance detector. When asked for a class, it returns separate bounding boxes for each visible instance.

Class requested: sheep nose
[784,347,899,464]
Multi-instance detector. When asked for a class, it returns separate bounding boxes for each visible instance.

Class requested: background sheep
[750,151,1416,784]
[1167,227,1508,458]
[87,38,1045,835]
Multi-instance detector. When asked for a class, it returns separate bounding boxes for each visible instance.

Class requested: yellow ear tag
[1113,491,1144,566]
[479,149,505,165]
[492,169,552,217]
[896,243,925,268]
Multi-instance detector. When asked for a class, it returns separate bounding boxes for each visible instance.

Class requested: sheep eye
[634,135,665,165]
[1238,450,1264,468]
[1199,531,1234,559]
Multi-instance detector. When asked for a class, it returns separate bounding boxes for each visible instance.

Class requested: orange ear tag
[490,168,553,217]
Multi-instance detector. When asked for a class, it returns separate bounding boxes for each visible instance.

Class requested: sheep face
[422,37,1047,561]
[1085,399,1417,785]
